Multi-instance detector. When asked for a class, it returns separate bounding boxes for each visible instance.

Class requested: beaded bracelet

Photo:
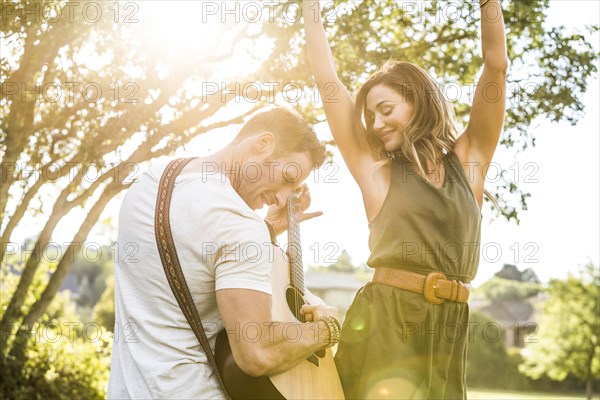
[319,316,341,347]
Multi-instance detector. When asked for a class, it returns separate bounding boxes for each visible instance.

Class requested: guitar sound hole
[285,287,305,322]
[285,287,327,366]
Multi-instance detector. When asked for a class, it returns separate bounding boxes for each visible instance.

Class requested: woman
[303,0,508,398]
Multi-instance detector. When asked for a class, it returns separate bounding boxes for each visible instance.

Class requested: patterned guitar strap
[154,157,232,400]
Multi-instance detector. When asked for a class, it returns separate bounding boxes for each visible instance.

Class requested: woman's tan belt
[372,267,470,304]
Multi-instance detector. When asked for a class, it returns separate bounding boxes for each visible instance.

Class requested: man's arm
[216,288,337,377]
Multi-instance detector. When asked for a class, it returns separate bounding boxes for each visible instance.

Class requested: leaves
[0,1,598,390]
[520,263,600,385]
[264,0,597,221]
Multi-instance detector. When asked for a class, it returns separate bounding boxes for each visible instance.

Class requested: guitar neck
[287,192,305,296]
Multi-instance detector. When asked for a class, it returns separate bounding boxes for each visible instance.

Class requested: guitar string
[290,194,299,321]
[295,200,301,321]
[291,193,303,322]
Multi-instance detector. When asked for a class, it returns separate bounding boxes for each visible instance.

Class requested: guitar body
[269,245,345,399]
[215,243,345,400]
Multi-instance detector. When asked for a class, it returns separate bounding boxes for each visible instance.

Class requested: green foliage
[0,244,112,319]
[2,0,598,395]
[477,276,543,302]
[1,255,67,335]
[520,264,600,391]
[70,245,114,311]
[0,326,112,400]
[467,311,531,390]
[266,0,598,222]
[1,257,112,399]
[329,249,356,272]
[92,274,115,332]
[307,249,371,281]
[466,311,586,393]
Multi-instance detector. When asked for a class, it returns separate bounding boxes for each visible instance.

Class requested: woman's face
[365,84,414,151]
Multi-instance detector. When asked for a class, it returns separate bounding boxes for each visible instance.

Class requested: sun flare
[136,1,224,60]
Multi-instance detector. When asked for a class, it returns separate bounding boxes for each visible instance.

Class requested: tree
[330,249,356,272]
[0,252,111,398]
[1,0,597,373]
[92,275,114,333]
[478,276,543,302]
[267,0,597,221]
[520,263,600,400]
[0,0,298,361]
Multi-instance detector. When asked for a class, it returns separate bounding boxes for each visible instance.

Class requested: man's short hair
[234,107,326,167]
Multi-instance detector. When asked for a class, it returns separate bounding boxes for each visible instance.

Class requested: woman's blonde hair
[354,60,458,176]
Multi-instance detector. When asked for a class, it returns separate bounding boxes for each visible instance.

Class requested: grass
[468,388,594,399]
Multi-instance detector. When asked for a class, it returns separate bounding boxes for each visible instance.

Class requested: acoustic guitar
[215,191,345,399]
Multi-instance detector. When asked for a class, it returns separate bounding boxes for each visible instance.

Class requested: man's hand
[265,183,322,237]
[299,304,340,323]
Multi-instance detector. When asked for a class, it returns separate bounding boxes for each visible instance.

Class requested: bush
[476,277,543,302]
[467,311,588,394]
[0,324,112,400]
[92,275,115,332]
[1,261,112,399]
[467,311,531,390]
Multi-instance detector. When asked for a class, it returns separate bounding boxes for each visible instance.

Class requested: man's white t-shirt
[107,162,273,399]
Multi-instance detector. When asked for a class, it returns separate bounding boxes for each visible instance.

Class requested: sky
[9,0,599,288]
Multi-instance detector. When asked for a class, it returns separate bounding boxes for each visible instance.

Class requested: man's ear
[252,132,276,155]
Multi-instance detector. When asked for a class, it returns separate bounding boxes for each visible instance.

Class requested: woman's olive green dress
[334,151,482,399]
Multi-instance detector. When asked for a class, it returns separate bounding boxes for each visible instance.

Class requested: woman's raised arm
[459,0,509,166]
[303,0,375,183]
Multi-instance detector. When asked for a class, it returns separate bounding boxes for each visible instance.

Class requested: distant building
[472,264,544,348]
[495,264,523,281]
[495,263,541,283]
[305,270,370,321]
[477,297,541,348]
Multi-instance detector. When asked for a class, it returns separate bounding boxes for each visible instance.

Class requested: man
[107,107,339,399]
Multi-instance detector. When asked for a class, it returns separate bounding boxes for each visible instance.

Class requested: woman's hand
[265,183,322,237]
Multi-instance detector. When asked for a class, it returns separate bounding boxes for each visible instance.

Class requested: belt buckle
[423,272,446,304]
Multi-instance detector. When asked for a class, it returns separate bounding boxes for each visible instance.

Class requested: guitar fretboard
[287,192,305,296]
